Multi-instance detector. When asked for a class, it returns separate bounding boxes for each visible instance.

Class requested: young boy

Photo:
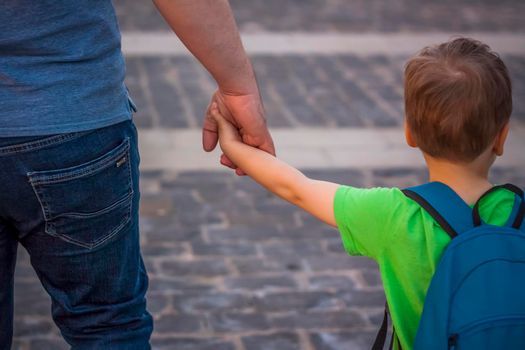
[209,37,514,349]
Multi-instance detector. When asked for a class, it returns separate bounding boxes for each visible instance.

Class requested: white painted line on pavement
[137,127,525,171]
[122,32,525,56]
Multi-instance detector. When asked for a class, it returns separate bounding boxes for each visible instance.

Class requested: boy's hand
[210,102,241,144]
[209,102,246,173]
[203,90,275,175]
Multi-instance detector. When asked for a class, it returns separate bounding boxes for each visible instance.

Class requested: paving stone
[13,281,51,317]
[11,340,28,350]
[225,211,289,229]
[207,226,285,242]
[147,277,215,293]
[325,238,350,254]
[146,294,171,314]
[160,259,231,277]
[359,269,383,288]
[13,318,54,338]
[272,310,368,330]
[338,290,387,308]
[143,224,203,244]
[368,308,391,327]
[303,169,366,188]
[242,332,301,350]
[151,337,235,350]
[306,255,378,271]
[308,275,356,291]
[310,331,377,350]
[251,202,301,226]
[12,261,34,279]
[174,171,232,184]
[140,193,175,217]
[232,257,305,274]
[114,0,525,33]
[292,212,331,231]
[191,241,257,256]
[253,292,341,312]
[172,292,248,314]
[154,314,203,333]
[208,312,269,332]
[261,240,324,258]
[225,275,297,291]
[372,168,428,188]
[11,4,525,350]
[490,167,525,189]
[125,53,525,129]
[142,244,187,258]
[28,338,69,350]
[13,167,525,348]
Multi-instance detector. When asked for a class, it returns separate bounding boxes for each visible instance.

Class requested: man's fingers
[221,154,246,176]
[222,154,246,176]
[220,153,237,169]
[202,128,218,152]
[258,133,276,156]
[202,104,219,152]
[210,103,225,123]
[242,130,276,157]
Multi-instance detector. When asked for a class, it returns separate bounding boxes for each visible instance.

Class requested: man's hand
[153,0,276,174]
[203,89,275,175]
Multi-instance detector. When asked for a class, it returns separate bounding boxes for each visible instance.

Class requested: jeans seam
[0,130,92,156]
[28,138,130,185]
[29,181,51,221]
[46,204,132,250]
[50,191,134,220]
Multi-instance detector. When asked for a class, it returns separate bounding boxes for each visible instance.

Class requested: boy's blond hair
[404,37,512,162]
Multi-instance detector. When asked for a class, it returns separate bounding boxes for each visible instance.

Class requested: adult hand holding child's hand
[210,102,242,144]
[202,90,275,175]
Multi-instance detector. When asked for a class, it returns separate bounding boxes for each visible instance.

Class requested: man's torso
[0,0,133,137]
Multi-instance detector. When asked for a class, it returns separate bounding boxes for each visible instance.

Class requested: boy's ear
[405,123,417,148]
[493,122,510,156]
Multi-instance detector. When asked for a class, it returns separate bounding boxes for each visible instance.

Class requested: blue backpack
[372,182,525,350]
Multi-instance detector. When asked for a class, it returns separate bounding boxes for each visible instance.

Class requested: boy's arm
[213,106,339,227]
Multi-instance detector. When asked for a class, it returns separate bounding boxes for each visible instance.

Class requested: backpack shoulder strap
[402,182,474,238]
[372,303,400,350]
[472,183,524,230]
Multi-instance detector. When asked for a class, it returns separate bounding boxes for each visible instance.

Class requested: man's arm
[212,104,339,227]
[152,0,275,172]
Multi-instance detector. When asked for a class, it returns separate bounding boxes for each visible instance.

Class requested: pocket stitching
[29,178,52,222]
[28,140,135,249]
[46,202,132,250]
[51,191,134,220]
[28,138,130,185]
[0,130,92,156]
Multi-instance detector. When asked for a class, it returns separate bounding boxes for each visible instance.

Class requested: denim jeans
[0,120,153,349]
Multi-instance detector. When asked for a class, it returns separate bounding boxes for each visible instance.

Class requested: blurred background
[13,1,525,349]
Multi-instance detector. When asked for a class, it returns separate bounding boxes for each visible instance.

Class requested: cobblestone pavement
[12,168,525,350]
[10,0,525,349]
[126,55,525,129]
[114,0,525,32]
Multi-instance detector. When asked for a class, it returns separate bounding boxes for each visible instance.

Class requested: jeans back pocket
[27,137,134,249]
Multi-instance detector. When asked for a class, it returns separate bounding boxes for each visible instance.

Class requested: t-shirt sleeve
[333,185,405,259]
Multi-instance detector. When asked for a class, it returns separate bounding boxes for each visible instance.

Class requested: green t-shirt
[333,185,516,350]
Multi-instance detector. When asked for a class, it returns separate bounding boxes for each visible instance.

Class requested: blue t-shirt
[0,0,136,137]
